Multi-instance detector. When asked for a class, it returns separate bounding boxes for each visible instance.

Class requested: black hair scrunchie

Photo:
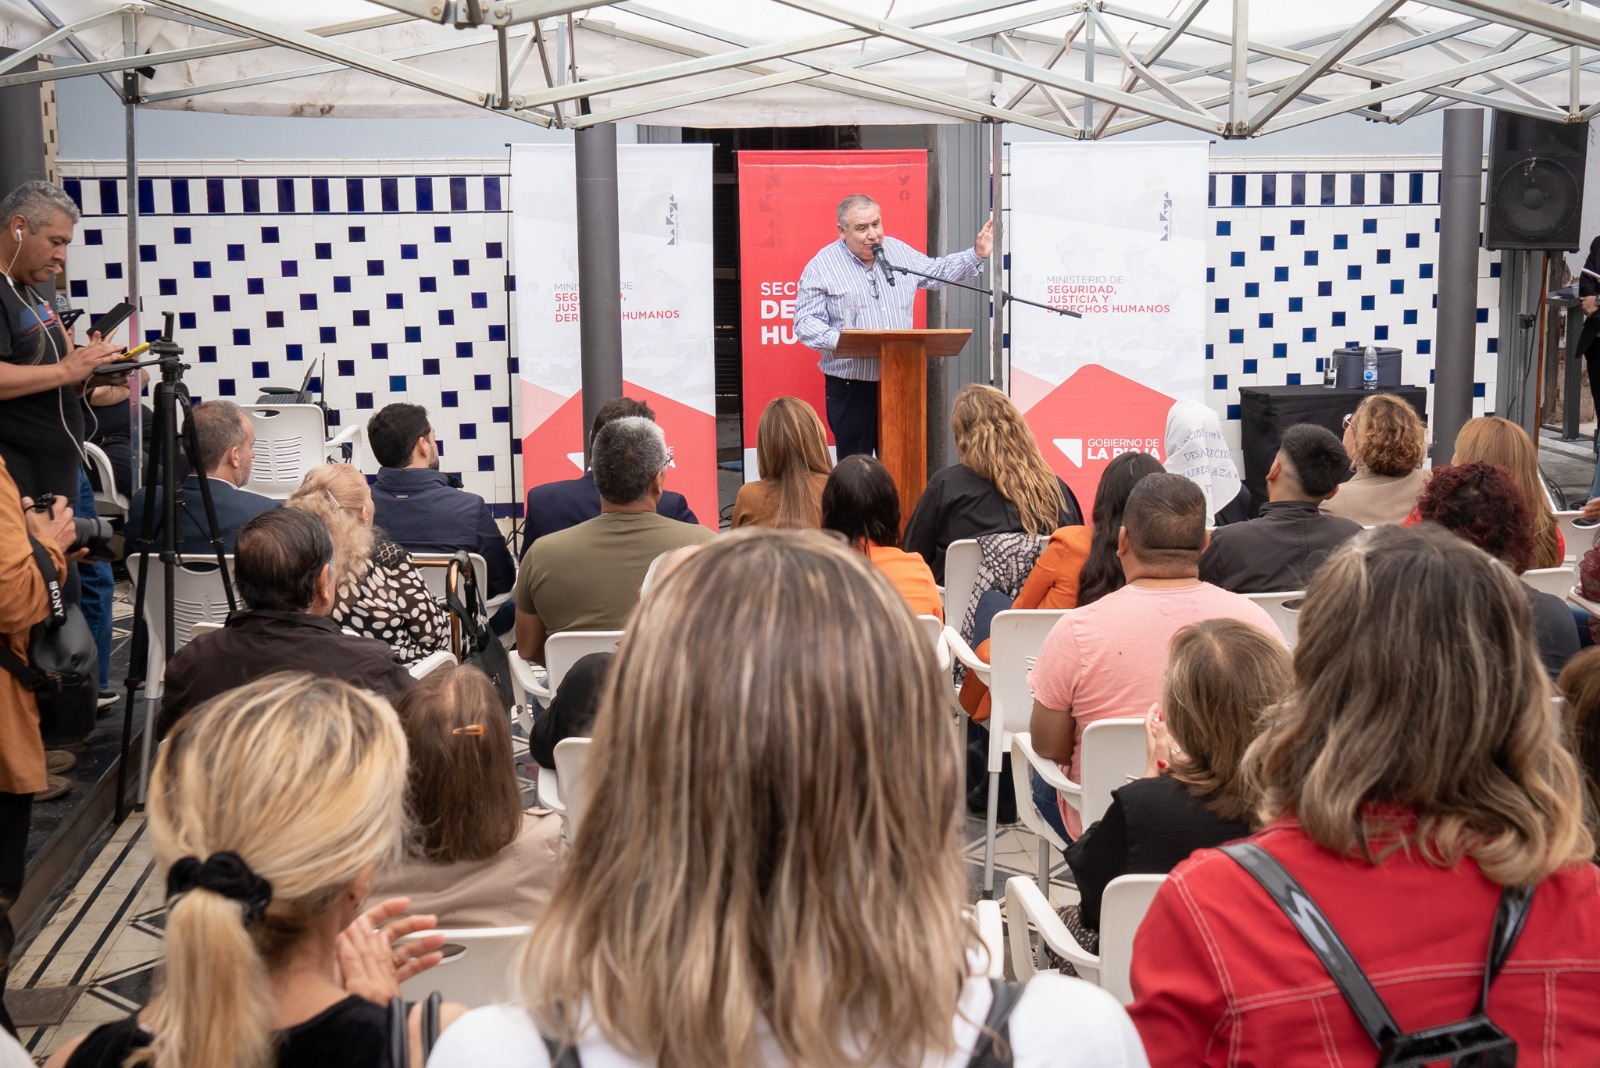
[166,851,273,924]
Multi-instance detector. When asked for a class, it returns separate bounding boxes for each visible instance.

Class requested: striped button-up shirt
[794,236,984,381]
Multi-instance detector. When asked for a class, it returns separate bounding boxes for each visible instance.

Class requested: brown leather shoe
[35,774,71,802]
[45,750,77,774]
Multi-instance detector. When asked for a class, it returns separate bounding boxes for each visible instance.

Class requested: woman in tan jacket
[731,396,832,529]
[1320,393,1428,526]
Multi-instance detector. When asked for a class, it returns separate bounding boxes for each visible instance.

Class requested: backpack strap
[1220,841,1404,1050]
[421,991,443,1062]
[964,979,1026,1068]
[387,997,410,1068]
[1478,883,1535,1014]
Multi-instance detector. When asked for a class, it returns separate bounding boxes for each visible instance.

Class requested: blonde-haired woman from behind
[47,673,465,1068]
[427,530,1149,1068]
[732,396,833,529]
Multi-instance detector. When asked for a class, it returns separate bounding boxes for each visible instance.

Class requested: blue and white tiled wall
[1203,154,1500,454]
[61,152,1497,512]
[59,159,519,515]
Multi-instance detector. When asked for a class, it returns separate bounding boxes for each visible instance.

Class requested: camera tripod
[113,312,236,819]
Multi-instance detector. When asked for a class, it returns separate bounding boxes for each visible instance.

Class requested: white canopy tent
[2,0,1600,136]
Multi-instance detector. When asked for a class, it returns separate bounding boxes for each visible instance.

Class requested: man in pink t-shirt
[1028,473,1287,839]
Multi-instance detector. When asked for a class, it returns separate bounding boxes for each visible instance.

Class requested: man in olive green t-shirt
[514,416,715,663]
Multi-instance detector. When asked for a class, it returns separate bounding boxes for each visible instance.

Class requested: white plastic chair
[916,613,950,671]
[408,650,457,679]
[1013,718,1145,837]
[1006,873,1166,1003]
[240,404,363,499]
[1555,510,1591,564]
[125,553,235,800]
[975,609,1068,896]
[544,736,590,841]
[940,538,981,629]
[972,899,1004,980]
[83,442,128,519]
[1569,585,1600,616]
[1523,566,1577,599]
[1245,590,1305,647]
[396,926,532,1008]
[510,630,624,727]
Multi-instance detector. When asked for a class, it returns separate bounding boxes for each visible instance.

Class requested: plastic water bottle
[1362,345,1379,390]
[1322,358,1337,389]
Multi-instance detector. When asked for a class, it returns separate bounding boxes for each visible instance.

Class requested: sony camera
[31,491,118,561]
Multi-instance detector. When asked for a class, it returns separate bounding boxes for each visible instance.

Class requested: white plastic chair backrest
[940,539,981,630]
[1077,719,1148,829]
[126,554,233,678]
[1099,874,1167,1005]
[986,610,1069,773]
[1556,511,1589,564]
[543,631,624,694]
[241,404,326,499]
[397,926,532,1007]
[1245,591,1304,648]
[83,442,128,517]
[914,614,949,669]
[410,552,489,603]
[552,737,591,839]
[1523,566,1577,599]
[408,650,458,679]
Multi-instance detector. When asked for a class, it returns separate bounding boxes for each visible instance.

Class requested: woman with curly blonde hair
[287,464,451,663]
[428,530,1147,1068]
[904,383,1081,581]
[731,396,832,529]
[1319,392,1428,526]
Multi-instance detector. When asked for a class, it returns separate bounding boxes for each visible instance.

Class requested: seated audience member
[1319,393,1428,526]
[371,664,562,928]
[904,383,1082,583]
[125,399,278,553]
[959,451,1165,724]
[367,402,516,598]
[732,396,832,529]
[428,531,1148,1068]
[157,509,415,735]
[1059,620,1290,954]
[1415,461,1579,678]
[521,396,697,554]
[527,651,612,771]
[1128,525,1600,1066]
[1199,423,1361,592]
[1164,398,1249,525]
[287,464,451,664]
[514,416,715,664]
[1555,649,1600,855]
[1029,473,1285,842]
[47,674,460,1068]
[821,455,941,620]
[1451,415,1563,568]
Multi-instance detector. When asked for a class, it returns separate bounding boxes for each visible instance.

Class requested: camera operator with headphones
[0,453,78,1039]
[0,181,123,506]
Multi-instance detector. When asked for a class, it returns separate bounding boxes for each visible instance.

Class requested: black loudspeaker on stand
[1484,111,1589,252]
[114,312,236,820]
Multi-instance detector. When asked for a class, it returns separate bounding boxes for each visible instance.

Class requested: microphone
[872,243,896,286]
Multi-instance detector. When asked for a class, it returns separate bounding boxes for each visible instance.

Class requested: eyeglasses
[1342,413,1354,430]
[867,271,880,301]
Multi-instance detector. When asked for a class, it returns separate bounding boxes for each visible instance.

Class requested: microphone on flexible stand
[871,243,897,286]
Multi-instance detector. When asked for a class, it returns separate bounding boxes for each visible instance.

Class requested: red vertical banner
[736,150,928,472]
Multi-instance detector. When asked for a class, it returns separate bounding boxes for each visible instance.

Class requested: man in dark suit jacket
[125,399,279,554]
[367,402,517,598]
[521,396,699,559]
[157,508,413,736]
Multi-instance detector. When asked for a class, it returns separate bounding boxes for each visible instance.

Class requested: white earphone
[12,229,19,241]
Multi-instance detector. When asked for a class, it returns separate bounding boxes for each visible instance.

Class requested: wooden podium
[835,328,972,511]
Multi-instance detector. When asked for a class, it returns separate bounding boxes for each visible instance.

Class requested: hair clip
[451,724,485,736]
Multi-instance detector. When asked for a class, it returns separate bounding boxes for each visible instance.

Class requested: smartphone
[88,301,135,339]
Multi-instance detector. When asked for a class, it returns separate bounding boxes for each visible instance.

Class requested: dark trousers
[824,375,879,459]
[0,790,32,1039]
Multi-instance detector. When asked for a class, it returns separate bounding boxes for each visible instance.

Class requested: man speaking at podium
[794,194,992,459]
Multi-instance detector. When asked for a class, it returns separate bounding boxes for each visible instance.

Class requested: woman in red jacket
[1128,523,1600,1066]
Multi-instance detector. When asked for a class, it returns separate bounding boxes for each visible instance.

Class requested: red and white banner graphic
[1008,142,1209,511]
[510,144,716,527]
[736,149,928,476]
